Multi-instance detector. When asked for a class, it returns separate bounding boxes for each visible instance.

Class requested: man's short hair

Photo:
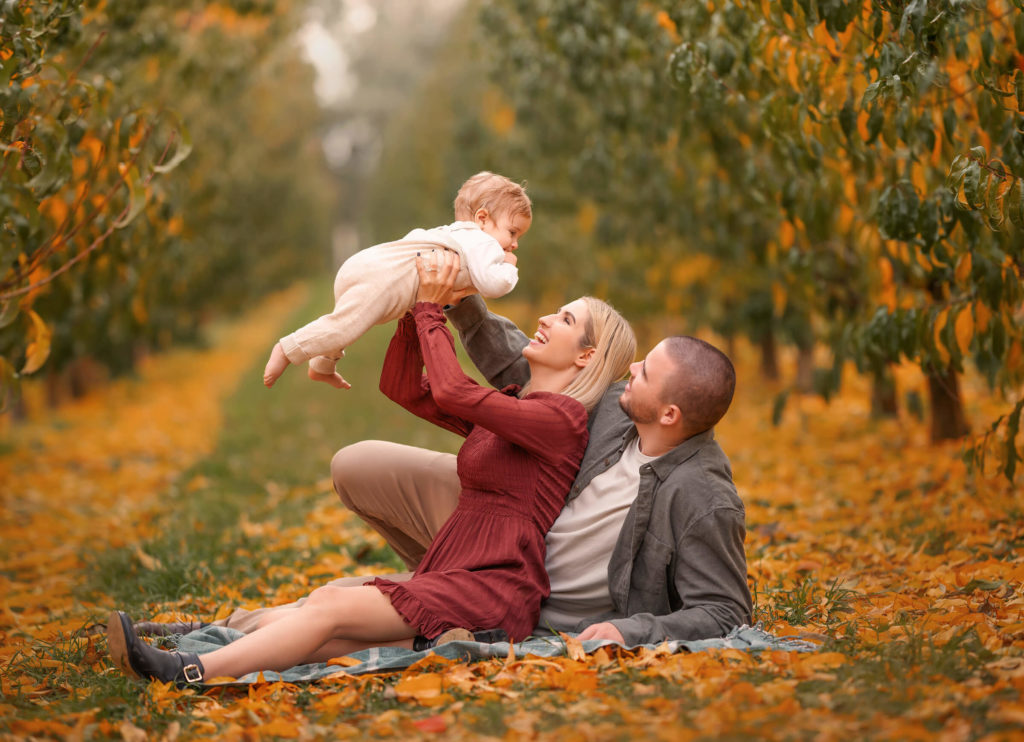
[660,336,736,434]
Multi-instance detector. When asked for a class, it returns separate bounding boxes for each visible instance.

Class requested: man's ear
[473,207,490,225]
[575,346,597,368]
[660,404,682,427]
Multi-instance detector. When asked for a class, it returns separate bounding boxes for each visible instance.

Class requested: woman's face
[522,298,591,371]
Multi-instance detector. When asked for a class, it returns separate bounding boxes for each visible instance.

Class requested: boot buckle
[182,664,203,683]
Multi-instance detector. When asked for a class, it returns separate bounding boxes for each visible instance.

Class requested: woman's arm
[379,310,473,438]
[414,253,586,458]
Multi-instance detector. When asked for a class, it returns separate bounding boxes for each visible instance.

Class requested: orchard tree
[0,1,335,408]
[471,0,1023,478]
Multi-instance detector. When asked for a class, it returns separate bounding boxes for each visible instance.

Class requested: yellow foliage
[39,194,69,228]
[576,201,598,236]
[812,22,839,58]
[174,4,270,36]
[786,54,800,88]
[654,10,680,41]
[772,281,787,317]
[973,301,992,333]
[21,309,51,375]
[488,104,516,136]
[910,162,928,195]
[954,253,972,285]
[778,220,795,247]
[856,110,870,142]
[878,257,894,286]
[669,253,717,287]
[933,307,951,365]
[954,307,974,356]
[1008,339,1023,372]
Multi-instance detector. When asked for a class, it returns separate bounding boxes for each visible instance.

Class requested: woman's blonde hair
[526,297,636,413]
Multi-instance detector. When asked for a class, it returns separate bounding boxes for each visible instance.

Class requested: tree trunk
[795,346,814,393]
[759,329,779,381]
[927,365,970,441]
[69,359,90,399]
[871,366,899,419]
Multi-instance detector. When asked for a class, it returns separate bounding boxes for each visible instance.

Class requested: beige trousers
[217,440,461,633]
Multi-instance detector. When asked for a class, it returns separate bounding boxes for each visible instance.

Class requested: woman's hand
[415,249,478,306]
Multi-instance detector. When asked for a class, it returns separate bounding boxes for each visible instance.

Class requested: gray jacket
[447,297,752,645]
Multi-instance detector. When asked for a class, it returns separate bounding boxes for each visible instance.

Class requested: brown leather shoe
[413,627,509,650]
[133,620,208,636]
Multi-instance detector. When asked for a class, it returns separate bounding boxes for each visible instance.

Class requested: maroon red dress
[371,302,588,641]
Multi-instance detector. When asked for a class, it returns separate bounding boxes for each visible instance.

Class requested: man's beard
[619,393,658,425]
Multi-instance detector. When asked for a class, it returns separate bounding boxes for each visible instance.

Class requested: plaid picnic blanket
[173,624,819,686]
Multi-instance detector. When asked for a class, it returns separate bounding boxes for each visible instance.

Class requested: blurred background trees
[3,0,1022,478]
[1,0,336,406]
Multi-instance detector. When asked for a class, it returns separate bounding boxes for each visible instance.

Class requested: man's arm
[444,295,531,389]
[581,508,752,646]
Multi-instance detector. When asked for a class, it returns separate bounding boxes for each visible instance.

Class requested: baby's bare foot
[263,343,290,387]
[307,366,351,390]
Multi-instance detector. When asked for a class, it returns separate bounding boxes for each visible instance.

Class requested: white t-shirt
[538,438,656,632]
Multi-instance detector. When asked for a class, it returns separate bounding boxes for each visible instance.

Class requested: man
[141,295,751,645]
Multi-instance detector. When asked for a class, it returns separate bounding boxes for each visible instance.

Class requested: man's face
[618,341,672,425]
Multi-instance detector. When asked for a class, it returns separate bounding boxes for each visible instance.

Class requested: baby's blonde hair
[522,297,637,413]
[454,171,532,222]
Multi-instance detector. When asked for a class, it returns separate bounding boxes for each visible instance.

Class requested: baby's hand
[502,252,518,266]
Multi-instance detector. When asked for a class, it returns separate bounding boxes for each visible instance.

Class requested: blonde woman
[108,251,636,684]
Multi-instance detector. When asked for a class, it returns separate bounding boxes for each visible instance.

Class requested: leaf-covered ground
[1,286,1022,741]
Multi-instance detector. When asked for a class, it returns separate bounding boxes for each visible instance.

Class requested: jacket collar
[622,427,716,480]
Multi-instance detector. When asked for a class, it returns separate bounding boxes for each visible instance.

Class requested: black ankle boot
[107,611,206,686]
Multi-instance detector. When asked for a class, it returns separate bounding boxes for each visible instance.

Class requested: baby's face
[478,210,531,253]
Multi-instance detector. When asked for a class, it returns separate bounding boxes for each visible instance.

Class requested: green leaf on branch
[963,161,984,209]
[112,166,148,229]
[945,153,969,191]
[152,115,193,175]
[942,105,957,144]
[0,300,19,330]
[1008,178,1024,228]
[878,181,920,240]
[985,175,1005,228]
[866,106,884,143]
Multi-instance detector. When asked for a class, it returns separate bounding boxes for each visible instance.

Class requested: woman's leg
[332,441,460,569]
[214,573,413,633]
[198,586,415,679]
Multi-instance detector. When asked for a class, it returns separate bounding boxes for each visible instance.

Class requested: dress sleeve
[379,311,474,437]
[409,302,586,459]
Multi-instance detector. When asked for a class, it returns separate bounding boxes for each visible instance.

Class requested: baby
[263,171,531,389]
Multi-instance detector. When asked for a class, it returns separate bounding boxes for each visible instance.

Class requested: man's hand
[577,622,625,643]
